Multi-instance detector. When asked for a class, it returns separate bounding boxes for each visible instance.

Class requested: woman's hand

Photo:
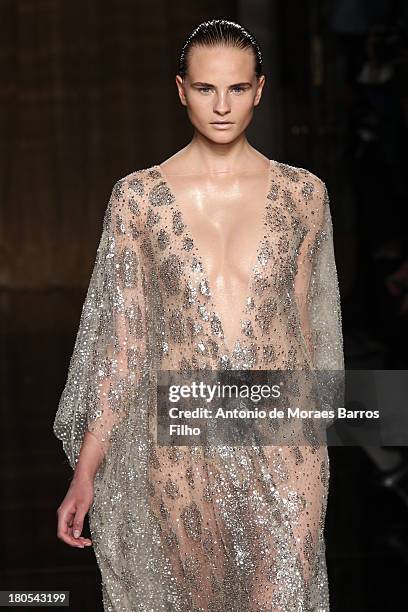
[56,474,94,548]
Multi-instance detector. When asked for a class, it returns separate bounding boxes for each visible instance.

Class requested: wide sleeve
[293,179,345,434]
[53,177,148,471]
[294,179,344,371]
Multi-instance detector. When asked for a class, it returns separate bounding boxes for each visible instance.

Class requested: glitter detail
[128,196,140,216]
[173,210,185,235]
[182,236,194,251]
[241,319,253,337]
[257,240,273,266]
[146,207,161,227]
[302,180,315,200]
[181,501,202,541]
[255,297,278,332]
[148,181,175,206]
[128,177,144,196]
[53,163,344,610]
[157,228,170,250]
[158,254,183,295]
[277,161,301,182]
[164,478,180,499]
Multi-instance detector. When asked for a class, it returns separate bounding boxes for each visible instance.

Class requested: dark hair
[178,19,263,79]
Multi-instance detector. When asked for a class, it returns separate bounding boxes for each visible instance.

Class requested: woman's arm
[294,177,344,371]
[53,176,148,472]
[54,176,148,546]
[293,177,344,436]
[73,430,107,481]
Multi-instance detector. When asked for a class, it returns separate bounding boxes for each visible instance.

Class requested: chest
[140,164,309,358]
[162,172,272,278]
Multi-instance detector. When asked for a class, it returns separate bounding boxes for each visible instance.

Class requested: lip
[210,122,234,129]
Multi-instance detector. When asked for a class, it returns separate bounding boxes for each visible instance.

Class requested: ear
[254,75,266,107]
[175,75,187,106]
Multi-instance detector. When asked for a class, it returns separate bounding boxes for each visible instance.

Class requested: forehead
[187,44,255,81]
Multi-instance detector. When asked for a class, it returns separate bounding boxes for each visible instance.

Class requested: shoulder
[108,165,166,215]
[273,160,328,226]
[103,167,158,233]
[273,160,326,197]
[110,166,162,200]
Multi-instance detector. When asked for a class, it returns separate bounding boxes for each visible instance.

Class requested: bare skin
[160,45,268,352]
[56,431,106,548]
[57,43,267,548]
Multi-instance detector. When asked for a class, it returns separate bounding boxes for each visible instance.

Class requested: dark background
[1,0,408,610]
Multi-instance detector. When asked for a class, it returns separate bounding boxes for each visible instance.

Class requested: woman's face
[176,45,265,143]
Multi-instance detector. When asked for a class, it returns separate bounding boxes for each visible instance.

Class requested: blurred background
[1,0,408,610]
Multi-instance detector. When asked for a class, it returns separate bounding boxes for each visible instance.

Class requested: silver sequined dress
[53,160,344,611]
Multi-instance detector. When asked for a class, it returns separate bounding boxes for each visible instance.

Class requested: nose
[213,91,231,115]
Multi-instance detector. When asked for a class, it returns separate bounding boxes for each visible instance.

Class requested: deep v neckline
[154,160,275,357]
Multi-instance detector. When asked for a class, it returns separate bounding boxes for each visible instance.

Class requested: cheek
[185,95,208,113]
[234,96,256,115]
[186,100,214,127]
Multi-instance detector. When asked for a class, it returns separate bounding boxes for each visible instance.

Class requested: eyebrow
[191,81,252,87]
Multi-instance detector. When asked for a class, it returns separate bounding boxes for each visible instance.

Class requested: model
[54,18,344,611]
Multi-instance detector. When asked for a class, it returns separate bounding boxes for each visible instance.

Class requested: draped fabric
[53,160,344,611]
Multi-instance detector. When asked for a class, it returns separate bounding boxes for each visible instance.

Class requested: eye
[231,86,245,94]
[198,87,212,94]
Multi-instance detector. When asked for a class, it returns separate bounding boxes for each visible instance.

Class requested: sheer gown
[53,159,344,611]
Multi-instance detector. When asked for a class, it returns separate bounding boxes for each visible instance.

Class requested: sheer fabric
[53,160,344,611]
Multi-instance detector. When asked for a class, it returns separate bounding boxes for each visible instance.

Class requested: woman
[54,19,344,611]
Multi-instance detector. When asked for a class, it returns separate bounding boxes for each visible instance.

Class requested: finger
[57,507,85,548]
[66,524,92,546]
[57,525,86,547]
[67,522,92,546]
[71,507,87,540]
